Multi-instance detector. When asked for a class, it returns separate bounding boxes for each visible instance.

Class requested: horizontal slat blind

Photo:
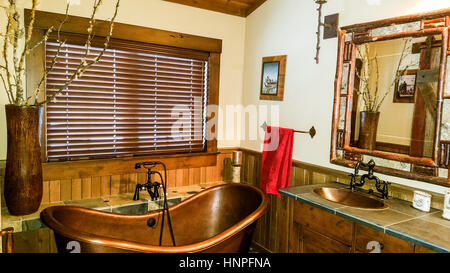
[45,33,209,162]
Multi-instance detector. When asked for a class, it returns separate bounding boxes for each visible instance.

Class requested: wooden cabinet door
[294,201,354,245]
[355,224,414,253]
[302,228,352,253]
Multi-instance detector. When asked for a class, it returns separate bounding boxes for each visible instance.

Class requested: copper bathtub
[41,183,268,253]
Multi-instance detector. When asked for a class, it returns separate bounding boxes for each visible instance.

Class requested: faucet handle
[377,180,390,200]
[367,159,376,171]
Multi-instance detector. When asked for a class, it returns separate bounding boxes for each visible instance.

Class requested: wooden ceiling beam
[164,0,267,17]
[245,0,267,17]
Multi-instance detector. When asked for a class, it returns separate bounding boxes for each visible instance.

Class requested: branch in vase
[2,11,15,105]
[33,3,71,100]
[39,0,121,106]
[0,72,12,103]
[16,0,37,104]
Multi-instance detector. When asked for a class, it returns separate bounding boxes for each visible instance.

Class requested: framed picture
[260,55,287,101]
[393,69,418,103]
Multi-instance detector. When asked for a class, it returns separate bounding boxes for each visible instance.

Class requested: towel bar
[261,122,316,139]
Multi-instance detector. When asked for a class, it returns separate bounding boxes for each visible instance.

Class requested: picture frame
[393,69,418,103]
[260,55,287,101]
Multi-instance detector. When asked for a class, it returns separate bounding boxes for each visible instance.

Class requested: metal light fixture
[314,0,339,64]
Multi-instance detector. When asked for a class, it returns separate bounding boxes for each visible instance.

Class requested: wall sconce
[314,0,339,64]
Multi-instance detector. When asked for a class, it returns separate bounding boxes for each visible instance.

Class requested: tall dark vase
[4,105,43,216]
[358,111,380,150]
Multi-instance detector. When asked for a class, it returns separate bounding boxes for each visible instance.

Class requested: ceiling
[164,0,267,17]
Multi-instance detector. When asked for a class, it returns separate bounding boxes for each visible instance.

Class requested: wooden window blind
[45,33,209,162]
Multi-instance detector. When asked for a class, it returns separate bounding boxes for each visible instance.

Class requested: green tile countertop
[279,183,450,253]
[1,182,225,234]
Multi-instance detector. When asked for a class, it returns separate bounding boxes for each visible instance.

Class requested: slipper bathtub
[41,183,268,253]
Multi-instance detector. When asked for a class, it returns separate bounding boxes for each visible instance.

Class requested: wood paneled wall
[1,151,233,207]
[42,162,222,204]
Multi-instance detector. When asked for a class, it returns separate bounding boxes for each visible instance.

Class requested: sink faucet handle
[376,180,390,200]
[367,160,376,174]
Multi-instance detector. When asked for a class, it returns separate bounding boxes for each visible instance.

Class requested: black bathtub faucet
[134,161,176,247]
[133,162,163,201]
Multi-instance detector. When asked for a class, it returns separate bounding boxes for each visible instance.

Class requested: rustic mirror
[331,8,450,186]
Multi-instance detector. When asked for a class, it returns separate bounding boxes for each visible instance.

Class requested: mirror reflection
[350,35,442,159]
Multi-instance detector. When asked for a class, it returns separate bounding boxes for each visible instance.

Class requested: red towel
[260,126,294,197]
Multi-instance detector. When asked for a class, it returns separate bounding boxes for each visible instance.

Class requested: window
[45,33,209,162]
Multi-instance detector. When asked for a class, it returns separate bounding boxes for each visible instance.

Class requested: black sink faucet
[349,160,390,200]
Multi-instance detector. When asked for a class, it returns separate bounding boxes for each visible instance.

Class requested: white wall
[241,0,450,194]
[0,0,247,159]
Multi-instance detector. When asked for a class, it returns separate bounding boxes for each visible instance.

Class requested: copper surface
[232,151,243,166]
[41,183,268,253]
[314,187,388,209]
[0,227,14,253]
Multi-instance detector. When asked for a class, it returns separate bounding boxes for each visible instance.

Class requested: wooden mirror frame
[331,8,450,186]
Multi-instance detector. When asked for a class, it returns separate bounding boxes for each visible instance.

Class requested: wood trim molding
[331,158,449,187]
[217,147,239,154]
[207,53,221,153]
[238,147,349,179]
[342,7,450,32]
[26,9,222,53]
[376,142,410,155]
[164,0,267,18]
[245,0,267,17]
[42,152,218,181]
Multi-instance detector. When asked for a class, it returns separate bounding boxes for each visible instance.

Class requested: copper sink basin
[313,187,388,210]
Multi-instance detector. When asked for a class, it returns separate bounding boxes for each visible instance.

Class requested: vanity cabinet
[355,224,414,253]
[292,201,353,253]
[301,228,352,253]
[291,201,432,253]
[293,201,353,245]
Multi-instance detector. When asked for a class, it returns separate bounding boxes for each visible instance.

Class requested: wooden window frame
[25,10,222,179]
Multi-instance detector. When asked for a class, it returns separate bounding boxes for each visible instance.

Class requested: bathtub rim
[40,183,269,253]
